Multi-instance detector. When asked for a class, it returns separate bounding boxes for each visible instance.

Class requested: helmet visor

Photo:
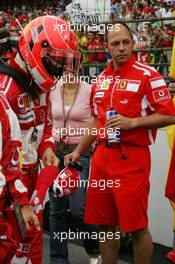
[42,48,81,80]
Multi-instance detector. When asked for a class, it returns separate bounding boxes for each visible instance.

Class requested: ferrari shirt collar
[105,54,136,76]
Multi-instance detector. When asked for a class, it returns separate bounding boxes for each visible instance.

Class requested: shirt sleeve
[146,71,175,115]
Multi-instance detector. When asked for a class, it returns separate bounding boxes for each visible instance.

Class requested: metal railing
[0,16,175,84]
[79,16,175,81]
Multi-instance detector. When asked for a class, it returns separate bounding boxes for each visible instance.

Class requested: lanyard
[60,83,80,141]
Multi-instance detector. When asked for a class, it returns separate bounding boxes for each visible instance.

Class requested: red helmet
[53,166,80,197]
[18,16,80,90]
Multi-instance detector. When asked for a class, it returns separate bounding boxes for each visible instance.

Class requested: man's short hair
[108,22,133,40]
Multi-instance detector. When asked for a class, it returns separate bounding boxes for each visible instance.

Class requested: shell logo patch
[103,81,110,90]
[98,80,110,90]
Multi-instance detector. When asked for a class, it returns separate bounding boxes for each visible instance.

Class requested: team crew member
[0,16,80,263]
[0,92,40,263]
[65,22,175,264]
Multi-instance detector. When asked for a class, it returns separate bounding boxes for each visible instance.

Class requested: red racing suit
[0,92,29,263]
[0,56,56,263]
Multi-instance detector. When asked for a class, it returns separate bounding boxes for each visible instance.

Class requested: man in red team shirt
[65,22,175,264]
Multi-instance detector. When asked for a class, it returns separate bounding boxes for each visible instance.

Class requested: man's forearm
[134,113,175,129]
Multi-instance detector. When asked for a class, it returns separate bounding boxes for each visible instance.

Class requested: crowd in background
[0,0,175,78]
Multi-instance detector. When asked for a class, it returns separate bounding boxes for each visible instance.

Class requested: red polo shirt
[90,55,175,145]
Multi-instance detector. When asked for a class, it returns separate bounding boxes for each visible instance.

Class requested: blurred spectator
[87,32,98,76]
[172,2,175,27]
[56,6,63,17]
[161,25,174,48]
[142,1,155,19]
[134,30,150,63]
[0,15,6,29]
[0,30,10,59]
[0,28,19,60]
[78,31,89,76]
[96,33,107,63]
[151,25,170,75]
[109,12,117,23]
[143,22,152,37]
[87,32,98,62]
[111,0,121,20]
[132,1,143,19]
[95,32,107,74]
[168,81,175,97]
[152,26,164,47]
[78,31,88,63]
[149,35,162,64]
[16,10,28,25]
[119,2,127,19]
[125,0,133,20]
[160,3,173,27]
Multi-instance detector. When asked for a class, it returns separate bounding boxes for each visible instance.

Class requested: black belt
[55,141,78,155]
[96,141,127,160]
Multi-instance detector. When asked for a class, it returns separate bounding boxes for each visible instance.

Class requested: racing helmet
[18,16,80,90]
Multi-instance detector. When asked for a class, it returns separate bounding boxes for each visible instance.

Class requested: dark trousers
[49,150,100,264]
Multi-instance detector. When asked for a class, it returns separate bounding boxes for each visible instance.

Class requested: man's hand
[42,147,59,166]
[21,205,40,231]
[64,150,80,167]
[106,114,137,130]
